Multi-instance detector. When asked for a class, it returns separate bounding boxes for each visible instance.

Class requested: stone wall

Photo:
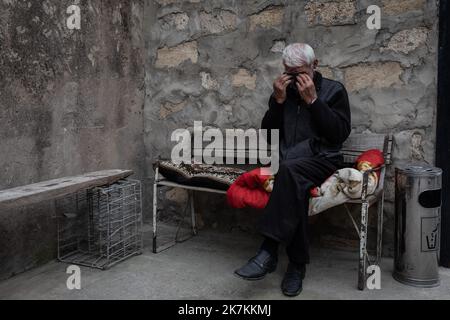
[0,0,146,280]
[144,0,439,256]
[0,0,439,279]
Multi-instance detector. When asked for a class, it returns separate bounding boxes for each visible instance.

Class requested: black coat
[261,71,351,162]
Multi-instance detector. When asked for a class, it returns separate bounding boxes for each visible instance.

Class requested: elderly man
[234,43,351,296]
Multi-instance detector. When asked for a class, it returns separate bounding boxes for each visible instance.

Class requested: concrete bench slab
[0,169,133,210]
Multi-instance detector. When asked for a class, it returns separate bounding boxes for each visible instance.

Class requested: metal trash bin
[393,165,442,287]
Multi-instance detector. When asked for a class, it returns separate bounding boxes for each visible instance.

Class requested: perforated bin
[393,165,442,287]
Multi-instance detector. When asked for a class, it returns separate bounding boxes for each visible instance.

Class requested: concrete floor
[1,225,450,300]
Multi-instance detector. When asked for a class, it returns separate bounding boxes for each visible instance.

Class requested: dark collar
[313,71,323,92]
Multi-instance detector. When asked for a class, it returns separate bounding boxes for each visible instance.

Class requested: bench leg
[189,190,197,236]
[376,193,384,265]
[152,180,158,254]
[174,190,197,242]
[358,200,369,290]
[153,182,198,253]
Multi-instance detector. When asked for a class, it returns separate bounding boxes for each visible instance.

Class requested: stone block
[249,6,284,31]
[270,40,286,53]
[381,27,429,54]
[382,0,425,15]
[199,10,238,35]
[155,0,201,5]
[159,12,189,31]
[159,100,187,119]
[200,72,219,90]
[155,41,198,68]
[305,0,356,26]
[393,129,434,164]
[344,62,403,92]
[231,68,256,90]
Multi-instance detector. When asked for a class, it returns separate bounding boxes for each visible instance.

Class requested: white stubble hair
[282,43,316,68]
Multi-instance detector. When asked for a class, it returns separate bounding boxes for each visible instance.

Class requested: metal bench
[152,133,393,290]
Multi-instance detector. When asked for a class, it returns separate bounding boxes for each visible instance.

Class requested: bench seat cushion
[155,160,245,191]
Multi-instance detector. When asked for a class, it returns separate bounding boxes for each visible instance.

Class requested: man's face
[283,63,314,80]
[283,62,316,96]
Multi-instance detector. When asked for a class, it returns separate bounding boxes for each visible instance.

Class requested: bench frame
[152,133,393,291]
[339,133,393,290]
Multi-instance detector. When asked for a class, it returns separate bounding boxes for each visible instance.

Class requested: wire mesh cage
[55,179,143,270]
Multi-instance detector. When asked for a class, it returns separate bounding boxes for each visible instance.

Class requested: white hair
[282,43,316,67]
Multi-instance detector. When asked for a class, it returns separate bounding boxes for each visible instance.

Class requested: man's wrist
[272,95,285,105]
[309,97,318,105]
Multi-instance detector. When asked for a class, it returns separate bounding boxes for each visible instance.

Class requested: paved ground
[1,225,449,300]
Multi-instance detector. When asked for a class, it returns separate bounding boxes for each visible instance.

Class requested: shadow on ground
[0,223,449,300]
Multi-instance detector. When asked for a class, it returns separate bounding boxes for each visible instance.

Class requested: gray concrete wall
[144,0,439,256]
[0,0,146,280]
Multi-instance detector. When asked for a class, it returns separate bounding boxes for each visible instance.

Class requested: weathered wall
[0,0,439,280]
[0,0,146,280]
[144,0,439,256]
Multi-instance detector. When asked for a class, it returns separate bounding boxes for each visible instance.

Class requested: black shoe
[234,250,278,281]
[281,263,306,297]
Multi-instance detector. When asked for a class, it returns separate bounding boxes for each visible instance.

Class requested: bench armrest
[362,164,386,174]
[361,164,386,201]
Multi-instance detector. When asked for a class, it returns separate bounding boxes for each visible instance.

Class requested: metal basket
[55,179,143,269]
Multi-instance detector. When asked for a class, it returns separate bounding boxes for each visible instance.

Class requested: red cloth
[227,168,272,209]
[355,149,385,178]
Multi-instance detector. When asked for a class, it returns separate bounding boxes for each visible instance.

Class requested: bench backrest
[190,132,393,166]
[341,133,393,166]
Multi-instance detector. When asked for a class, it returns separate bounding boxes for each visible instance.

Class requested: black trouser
[257,154,340,265]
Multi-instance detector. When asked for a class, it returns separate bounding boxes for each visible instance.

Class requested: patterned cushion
[154,160,246,191]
